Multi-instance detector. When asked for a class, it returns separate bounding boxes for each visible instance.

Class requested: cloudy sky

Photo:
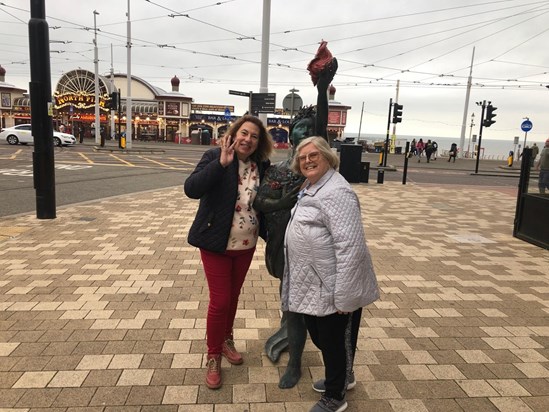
[1,0,548,145]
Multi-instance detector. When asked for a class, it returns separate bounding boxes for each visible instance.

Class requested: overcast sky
[1,0,548,145]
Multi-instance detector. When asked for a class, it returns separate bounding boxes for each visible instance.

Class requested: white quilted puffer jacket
[281,168,379,316]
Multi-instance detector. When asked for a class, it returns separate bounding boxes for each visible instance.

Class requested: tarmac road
[0,140,520,218]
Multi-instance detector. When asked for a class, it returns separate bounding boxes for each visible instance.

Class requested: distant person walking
[408,138,417,158]
[416,138,425,162]
[432,140,438,160]
[535,138,549,194]
[425,140,434,163]
[531,143,540,168]
[448,143,458,162]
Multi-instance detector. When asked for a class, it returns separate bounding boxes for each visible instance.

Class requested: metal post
[383,98,392,167]
[357,101,364,143]
[93,10,101,145]
[109,43,115,141]
[402,141,410,185]
[249,91,253,115]
[258,0,271,126]
[391,80,399,153]
[289,87,298,120]
[117,88,122,149]
[459,47,475,158]
[29,0,56,219]
[125,0,132,148]
[474,101,486,174]
[467,113,475,158]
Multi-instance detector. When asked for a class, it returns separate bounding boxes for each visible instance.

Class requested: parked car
[1,124,76,146]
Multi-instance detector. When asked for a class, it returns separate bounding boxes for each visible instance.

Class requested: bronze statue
[254,43,337,388]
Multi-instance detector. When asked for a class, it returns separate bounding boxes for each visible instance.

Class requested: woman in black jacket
[184,115,272,389]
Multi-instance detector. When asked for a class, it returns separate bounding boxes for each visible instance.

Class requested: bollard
[377,169,384,184]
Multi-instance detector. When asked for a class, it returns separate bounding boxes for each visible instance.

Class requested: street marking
[10,149,23,160]
[56,164,93,170]
[0,164,92,176]
[0,168,33,176]
[168,157,195,165]
[137,155,177,169]
[109,153,135,166]
[78,152,94,164]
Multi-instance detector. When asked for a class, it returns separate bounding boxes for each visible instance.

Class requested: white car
[1,124,77,146]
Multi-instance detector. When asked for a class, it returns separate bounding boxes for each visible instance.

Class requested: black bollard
[377,169,384,184]
[402,141,410,184]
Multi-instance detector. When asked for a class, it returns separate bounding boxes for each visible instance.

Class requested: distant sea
[347,133,543,159]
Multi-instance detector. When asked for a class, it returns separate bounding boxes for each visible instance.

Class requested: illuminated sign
[54,92,109,111]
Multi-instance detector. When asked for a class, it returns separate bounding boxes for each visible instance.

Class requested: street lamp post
[474,101,486,174]
[93,10,100,145]
[467,112,475,158]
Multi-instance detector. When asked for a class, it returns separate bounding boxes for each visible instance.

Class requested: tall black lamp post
[29,0,56,219]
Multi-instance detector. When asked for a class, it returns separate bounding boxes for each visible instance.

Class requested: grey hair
[290,136,339,174]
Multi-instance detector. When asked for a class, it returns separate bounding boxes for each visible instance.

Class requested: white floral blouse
[227,159,260,250]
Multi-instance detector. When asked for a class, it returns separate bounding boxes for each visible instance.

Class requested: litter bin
[201,130,211,145]
[190,130,200,145]
[361,162,370,183]
[339,144,362,183]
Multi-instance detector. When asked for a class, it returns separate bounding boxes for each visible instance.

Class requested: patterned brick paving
[0,182,548,411]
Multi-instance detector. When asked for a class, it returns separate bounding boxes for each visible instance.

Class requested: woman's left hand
[219,135,237,167]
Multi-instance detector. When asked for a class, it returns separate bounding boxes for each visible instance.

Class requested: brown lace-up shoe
[222,339,243,365]
[205,354,222,389]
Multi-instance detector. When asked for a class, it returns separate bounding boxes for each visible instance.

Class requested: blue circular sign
[521,120,533,132]
[224,107,231,121]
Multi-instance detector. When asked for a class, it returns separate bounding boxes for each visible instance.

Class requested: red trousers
[200,247,255,355]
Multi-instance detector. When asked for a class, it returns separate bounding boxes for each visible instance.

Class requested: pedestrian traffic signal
[108,91,119,110]
[392,103,403,123]
[483,104,497,127]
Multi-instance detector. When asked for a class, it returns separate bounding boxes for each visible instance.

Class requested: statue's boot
[265,326,288,363]
[279,363,301,389]
[278,312,307,389]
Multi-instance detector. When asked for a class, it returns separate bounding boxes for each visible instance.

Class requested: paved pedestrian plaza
[0,182,548,411]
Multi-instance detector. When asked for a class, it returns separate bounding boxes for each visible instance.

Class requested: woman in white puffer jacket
[281,136,379,412]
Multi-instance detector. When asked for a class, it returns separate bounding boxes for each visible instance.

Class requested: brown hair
[290,136,339,174]
[226,115,273,162]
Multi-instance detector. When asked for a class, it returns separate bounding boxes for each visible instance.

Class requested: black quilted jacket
[184,147,270,253]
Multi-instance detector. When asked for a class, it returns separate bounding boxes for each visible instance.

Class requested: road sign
[251,93,276,114]
[282,93,303,113]
[521,120,533,132]
[229,90,250,97]
[224,107,231,121]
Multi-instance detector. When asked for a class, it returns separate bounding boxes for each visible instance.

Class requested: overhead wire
[1,0,548,92]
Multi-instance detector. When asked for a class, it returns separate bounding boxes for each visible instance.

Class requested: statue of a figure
[254,42,337,389]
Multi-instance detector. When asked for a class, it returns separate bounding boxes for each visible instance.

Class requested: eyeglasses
[297,151,320,163]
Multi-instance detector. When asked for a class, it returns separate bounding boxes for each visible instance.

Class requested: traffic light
[483,104,497,127]
[108,91,119,110]
[392,103,403,123]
